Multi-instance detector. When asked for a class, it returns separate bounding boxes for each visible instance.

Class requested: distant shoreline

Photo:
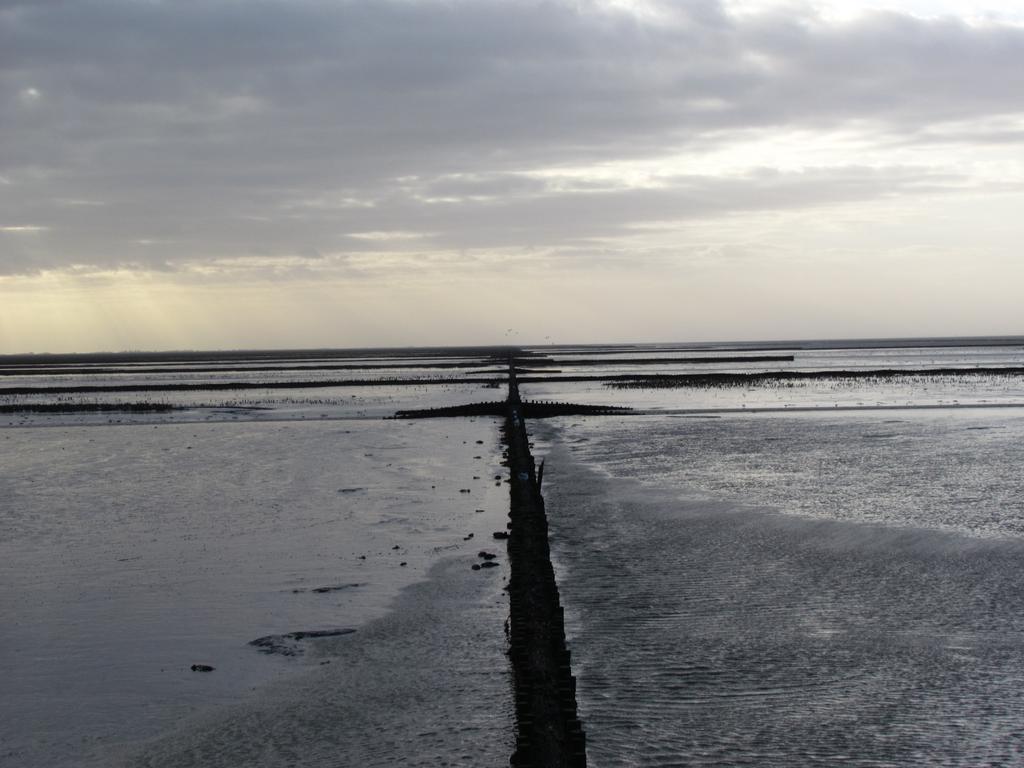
[4,365,1024,397]
[1,336,1021,365]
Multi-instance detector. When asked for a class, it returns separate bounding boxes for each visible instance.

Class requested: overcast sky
[2,0,1023,352]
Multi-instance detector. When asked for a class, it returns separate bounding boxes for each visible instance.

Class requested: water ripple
[543,422,1024,767]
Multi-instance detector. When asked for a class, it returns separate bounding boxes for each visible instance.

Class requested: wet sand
[538,418,1024,767]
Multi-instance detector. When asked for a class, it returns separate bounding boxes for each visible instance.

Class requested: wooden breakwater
[504,367,587,767]
[393,400,631,420]
[393,401,508,419]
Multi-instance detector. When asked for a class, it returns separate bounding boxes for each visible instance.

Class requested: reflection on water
[539,410,1024,767]
[551,411,1024,539]
[123,558,514,768]
[0,418,511,767]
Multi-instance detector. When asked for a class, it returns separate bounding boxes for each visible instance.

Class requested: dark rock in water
[471,564,482,571]
[459,488,471,493]
[478,551,497,560]
[289,629,355,641]
[493,531,510,540]
[250,628,356,656]
[190,664,214,672]
[308,582,363,594]
[391,544,401,550]
[476,440,484,444]
[463,533,474,540]
[400,561,407,567]
[479,561,499,569]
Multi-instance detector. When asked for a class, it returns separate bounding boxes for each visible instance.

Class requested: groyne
[503,365,587,767]
[393,400,631,420]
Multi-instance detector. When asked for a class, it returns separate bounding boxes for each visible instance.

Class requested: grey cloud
[0,164,962,275]
[372,166,966,252]
[419,174,550,200]
[2,0,1023,276]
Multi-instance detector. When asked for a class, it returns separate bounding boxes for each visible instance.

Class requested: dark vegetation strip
[0,403,177,413]
[0,362,506,377]
[0,378,504,396]
[11,366,1021,396]
[504,369,587,767]
[393,400,632,419]
[524,355,795,366]
[604,366,1024,389]
[0,356,792,378]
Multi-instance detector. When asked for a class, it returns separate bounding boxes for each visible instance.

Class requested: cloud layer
[2,0,1023,279]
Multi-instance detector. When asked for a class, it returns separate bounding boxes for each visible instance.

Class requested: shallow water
[0,417,511,767]
[121,557,514,768]
[536,410,1024,766]
[520,341,1024,412]
[541,409,1024,539]
[0,381,500,426]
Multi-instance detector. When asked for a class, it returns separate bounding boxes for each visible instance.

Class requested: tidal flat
[4,339,1024,766]
[0,381,514,766]
[536,409,1024,766]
